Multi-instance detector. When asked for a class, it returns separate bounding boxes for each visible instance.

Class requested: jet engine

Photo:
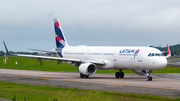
[78,63,97,75]
[133,70,152,76]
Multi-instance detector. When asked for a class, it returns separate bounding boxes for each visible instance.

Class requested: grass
[169,57,180,59]
[0,81,179,101]
[0,56,180,73]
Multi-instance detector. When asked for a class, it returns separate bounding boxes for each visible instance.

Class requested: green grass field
[0,56,180,73]
[0,81,179,101]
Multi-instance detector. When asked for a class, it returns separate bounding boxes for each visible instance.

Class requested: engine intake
[78,63,97,75]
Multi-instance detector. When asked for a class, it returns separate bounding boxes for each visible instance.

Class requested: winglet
[166,44,171,58]
[3,41,9,53]
[3,41,16,56]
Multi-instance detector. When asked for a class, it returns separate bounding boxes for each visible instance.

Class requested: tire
[80,73,84,78]
[120,72,124,78]
[146,76,149,81]
[149,76,152,81]
[85,75,89,78]
[115,72,120,78]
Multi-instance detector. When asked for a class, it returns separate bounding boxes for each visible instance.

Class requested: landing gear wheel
[149,76,152,81]
[120,72,124,78]
[80,73,84,78]
[115,72,120,78]
[146,76,152,81]
[146,77,149,81]
[85,75,89,78]
[80,73,89,78]
[115,71,124,78]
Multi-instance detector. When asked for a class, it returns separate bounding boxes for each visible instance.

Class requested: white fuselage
[59,46,167,70]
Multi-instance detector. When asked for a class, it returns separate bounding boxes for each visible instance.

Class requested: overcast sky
[0,0,180,52]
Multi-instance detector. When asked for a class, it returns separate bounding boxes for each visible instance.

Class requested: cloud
[0,0,180,51]
[165,9,180,22]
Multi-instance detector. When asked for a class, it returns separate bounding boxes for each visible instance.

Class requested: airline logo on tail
[54,18,68,48]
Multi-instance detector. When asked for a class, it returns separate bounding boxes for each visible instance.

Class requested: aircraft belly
[115,56,132,69]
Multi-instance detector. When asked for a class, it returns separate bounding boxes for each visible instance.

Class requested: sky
[0,0,180,52]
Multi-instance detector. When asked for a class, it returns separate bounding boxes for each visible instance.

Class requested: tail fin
[54,18,68,48]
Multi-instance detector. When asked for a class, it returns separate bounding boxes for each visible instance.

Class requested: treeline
[151,44,180,56]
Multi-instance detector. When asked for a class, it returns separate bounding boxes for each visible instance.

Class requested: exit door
[138,50,145,62]
[113,50,118,61]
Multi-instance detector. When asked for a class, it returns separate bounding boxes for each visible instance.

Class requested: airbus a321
[3,18,171,81]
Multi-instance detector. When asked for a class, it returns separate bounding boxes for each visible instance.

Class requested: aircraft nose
[158,58,167,69]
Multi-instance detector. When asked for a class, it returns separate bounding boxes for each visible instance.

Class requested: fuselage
[57,46,167,70]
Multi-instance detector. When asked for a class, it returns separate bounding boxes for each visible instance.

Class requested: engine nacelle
[78,63,97,75]
[133,70,152,76]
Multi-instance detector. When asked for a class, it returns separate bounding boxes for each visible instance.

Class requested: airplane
[3,18,171,81]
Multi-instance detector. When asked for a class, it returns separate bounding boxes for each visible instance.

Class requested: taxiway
[0,68,180,97]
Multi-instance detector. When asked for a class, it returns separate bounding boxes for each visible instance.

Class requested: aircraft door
[138,49,145,62]
[85,50,89,60]
[113,50,118,61]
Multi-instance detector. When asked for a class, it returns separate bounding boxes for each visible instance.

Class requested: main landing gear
[115,69,124,78]
[80,73,89,78]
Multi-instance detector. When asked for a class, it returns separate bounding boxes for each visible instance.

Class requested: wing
[3,41,104,65]
[16,54,105,65]
[28,48,57,54]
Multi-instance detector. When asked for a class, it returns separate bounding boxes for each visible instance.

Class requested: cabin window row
[64,52,114,55]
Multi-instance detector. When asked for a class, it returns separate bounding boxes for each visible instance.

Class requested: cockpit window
[151,53,155,56]
[155,53,161,56]
[148,53,164,57]
[148,53,151,57]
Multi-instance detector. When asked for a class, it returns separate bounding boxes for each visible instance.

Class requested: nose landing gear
[146,76,152,81]
[146,70,152,81]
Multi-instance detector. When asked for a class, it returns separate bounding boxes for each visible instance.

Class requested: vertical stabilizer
[54,18,68,48]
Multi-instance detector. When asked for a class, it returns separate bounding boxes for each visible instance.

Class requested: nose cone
[157,57,167,69]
